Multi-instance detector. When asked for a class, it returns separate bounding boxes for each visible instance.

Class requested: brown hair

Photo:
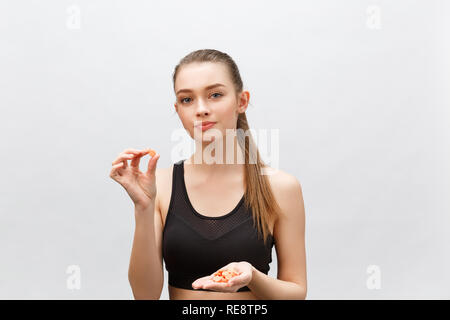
[172,49,281,246]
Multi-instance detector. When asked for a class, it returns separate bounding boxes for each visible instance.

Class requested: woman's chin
[197,134,219,143]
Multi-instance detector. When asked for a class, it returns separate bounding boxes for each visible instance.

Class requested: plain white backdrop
[0,0,449,299]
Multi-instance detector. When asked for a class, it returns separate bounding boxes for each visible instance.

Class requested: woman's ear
[237,91,250,113]
[174,103,178,113]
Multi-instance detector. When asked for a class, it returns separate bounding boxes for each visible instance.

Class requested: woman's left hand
[192,261,253,293]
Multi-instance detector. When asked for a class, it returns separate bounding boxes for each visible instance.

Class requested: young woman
[110,49,307,300]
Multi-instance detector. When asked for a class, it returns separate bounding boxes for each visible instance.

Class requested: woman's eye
[180,93,222,104]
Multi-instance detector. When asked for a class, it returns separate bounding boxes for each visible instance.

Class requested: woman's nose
[196,100,210,116]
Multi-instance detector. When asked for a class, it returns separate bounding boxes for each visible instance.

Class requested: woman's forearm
[248,265,307,300]
[128,203,163,300]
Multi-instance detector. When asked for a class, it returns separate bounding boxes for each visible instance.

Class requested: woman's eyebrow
[176,83,226,95]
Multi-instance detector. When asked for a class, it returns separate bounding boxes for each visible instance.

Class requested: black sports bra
[162,159,275,292]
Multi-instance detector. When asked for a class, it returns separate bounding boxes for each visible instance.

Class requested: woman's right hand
[109,148,160,209]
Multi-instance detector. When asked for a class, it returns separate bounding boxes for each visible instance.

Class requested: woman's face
[174,62,249,143]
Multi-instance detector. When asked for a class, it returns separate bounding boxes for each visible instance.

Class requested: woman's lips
[196,122,216,131]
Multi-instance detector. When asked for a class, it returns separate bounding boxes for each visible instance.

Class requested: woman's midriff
[168,285,259,300]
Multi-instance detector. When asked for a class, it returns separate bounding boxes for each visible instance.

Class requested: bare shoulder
[265,166,302,192]
[154,165,174,209]
[264,166,304,219]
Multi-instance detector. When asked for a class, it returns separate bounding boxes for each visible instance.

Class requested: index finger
[121,148,148,156]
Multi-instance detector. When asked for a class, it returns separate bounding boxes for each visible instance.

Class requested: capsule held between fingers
[145,148,156,157]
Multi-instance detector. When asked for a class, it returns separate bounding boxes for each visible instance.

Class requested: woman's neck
[185,134,245,176]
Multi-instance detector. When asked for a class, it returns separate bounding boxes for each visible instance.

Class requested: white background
[0,0,449,299]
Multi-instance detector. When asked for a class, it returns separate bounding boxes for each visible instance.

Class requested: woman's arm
[128,202,164,300]
[249,172,307,300]
[248,266,306,300]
